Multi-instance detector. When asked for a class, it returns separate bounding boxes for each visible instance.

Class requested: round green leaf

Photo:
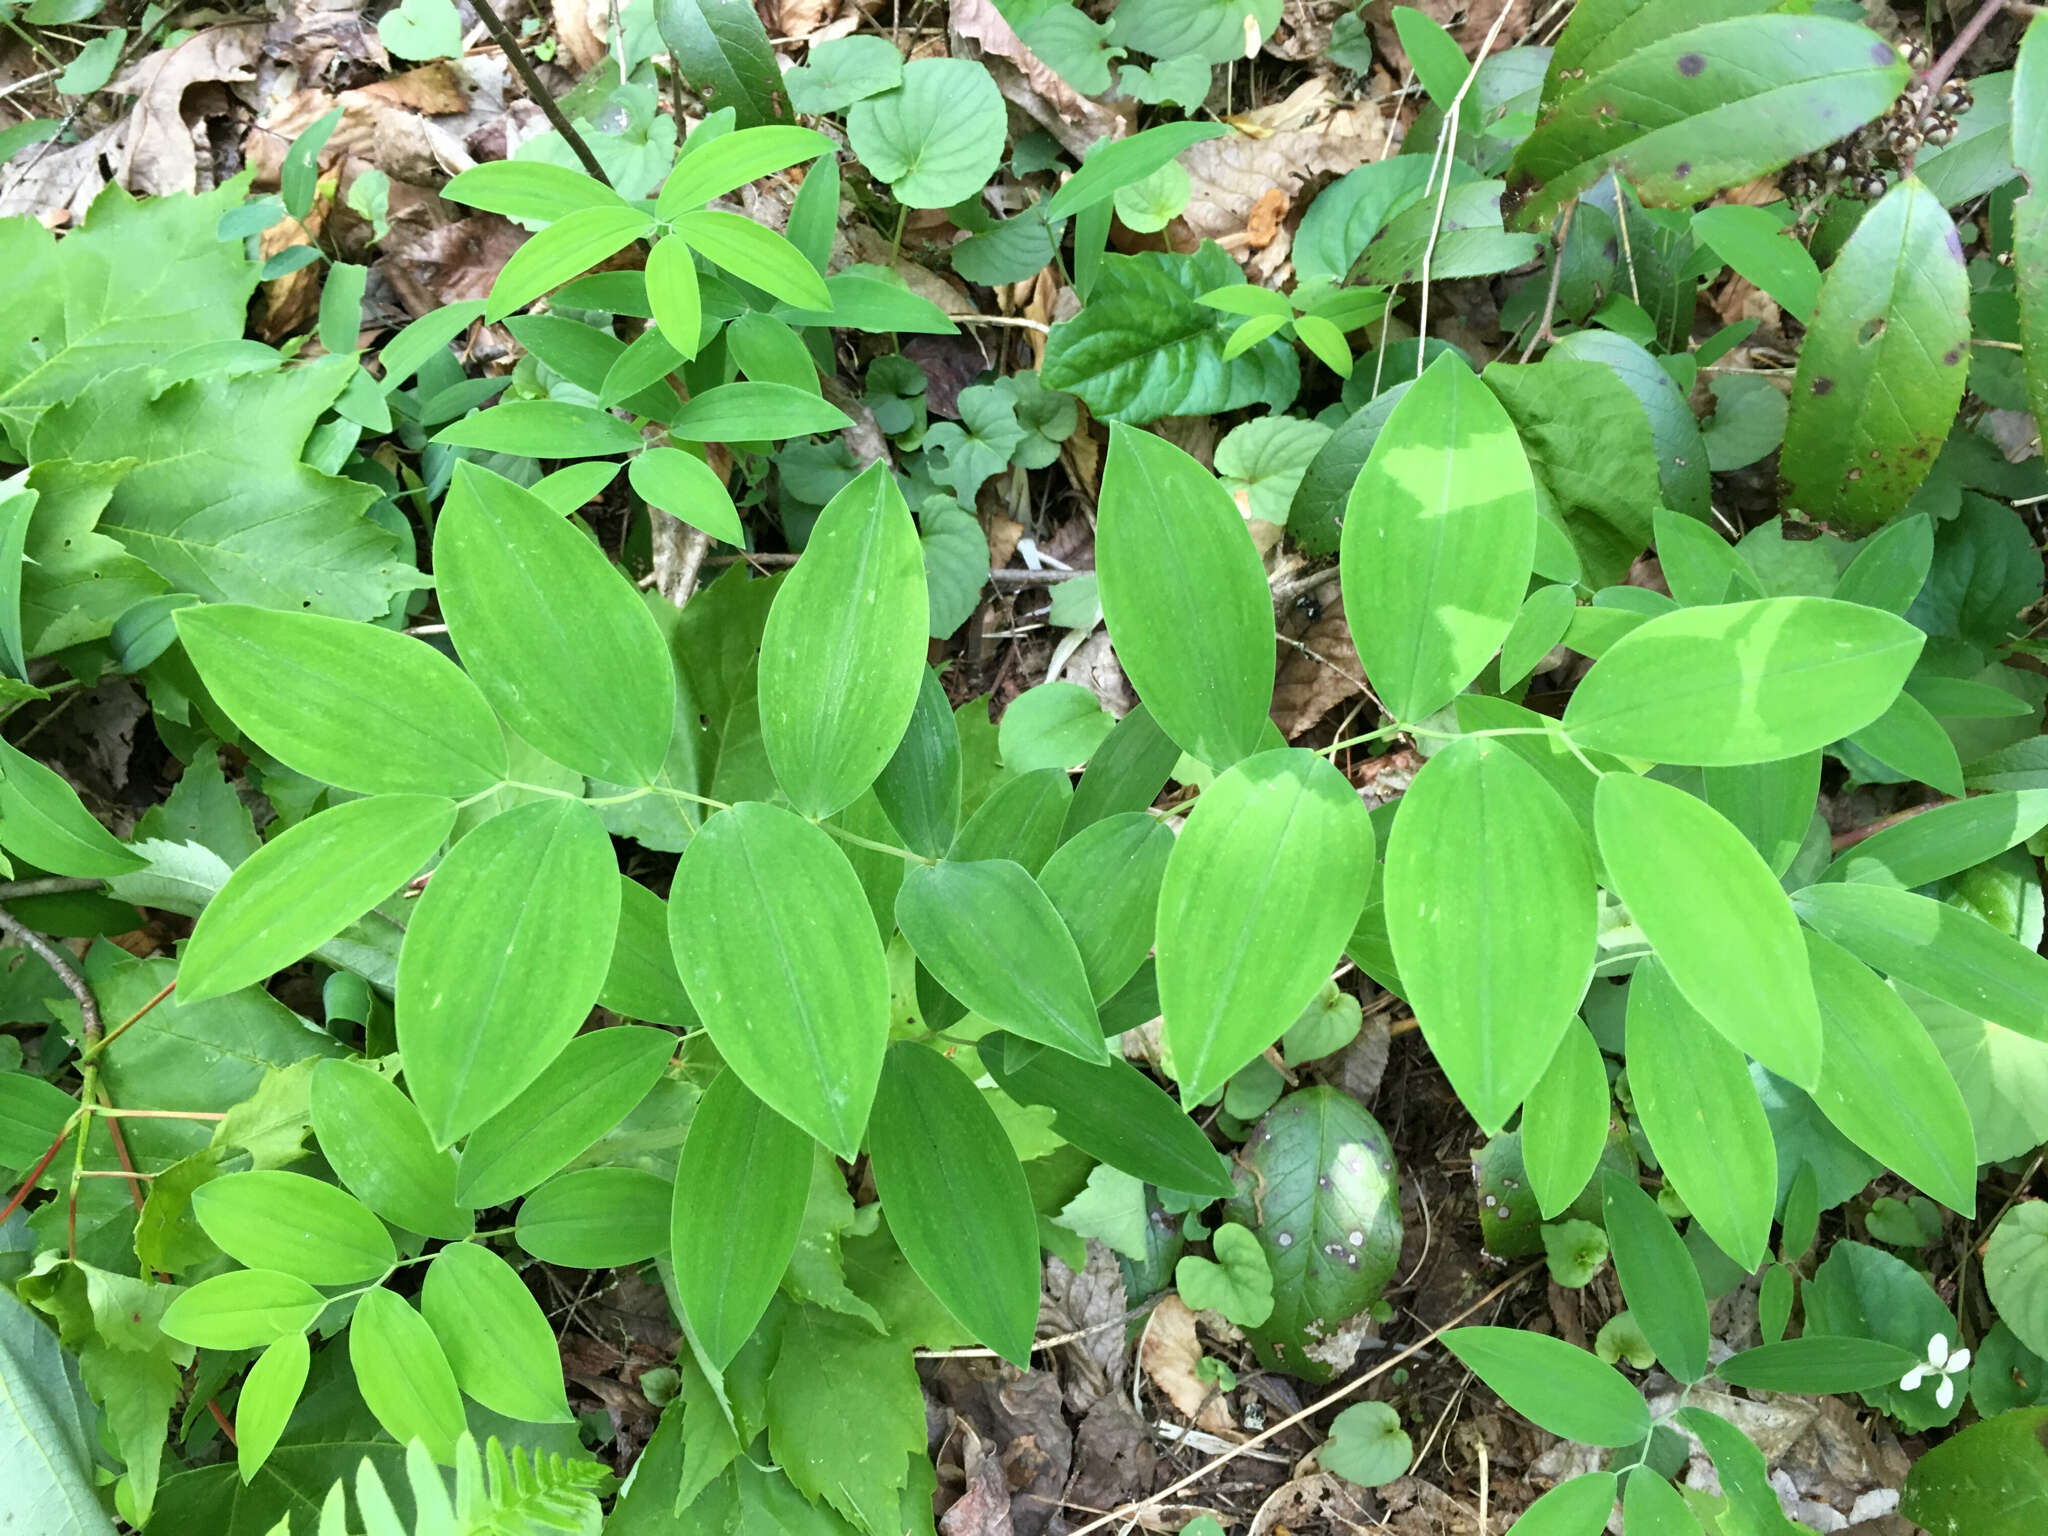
[758,461,928,818]
[1564,597,1924,766]
[1320,1401,1412,1488]
[349,1287,465,1465]
[669,801,890,1158]
[396,797,621,1147]
[1174,1222,1273,1327]
[1341,353,1537,723]
[515,1166,672,1266]
[420,1242,572,1423]
[178,794,454,1004]
[628,447,743,544]
[160,1270,325,1350]
[1097,425,1274,773]
[846,58,1006,209]
[1984,1203,2048,1361]
[1158,749,1375,1105]
[869,1042,1039,1366]
[174,605,506,797]
[997,683,1114,774]
[437,461,675,786]
[310,1061,473,1239]
[191,1171,394,1285]
[1595,772,1820,1088]
[1441,1327,1650,1446]
[1385,735,1597,1133]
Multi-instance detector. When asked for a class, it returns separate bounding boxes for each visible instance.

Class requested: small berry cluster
[1782,40,1973,204]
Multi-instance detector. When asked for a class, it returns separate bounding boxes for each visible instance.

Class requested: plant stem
[0,1114,81,1225]
[0,876,104,899]
[81,978,176,1064]
[818,819,932,865]
[469,0,615,188]
[0,905,99,1041]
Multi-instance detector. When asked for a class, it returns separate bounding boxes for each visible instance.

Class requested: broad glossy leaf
[236,1332,308,1484]
[420,1242,571,1423]
[1803,932,1976,1213]
[1597,772,1819,1086]
[1441,1327,1650,1446]
[758,462,926,817]
[1783,179,1969,526]
[1063,702,1180,838]
[1715,1335,1921,1393]
[845,57,1006,208]
[437,462,674,785]
[397,797,619,1146]
[349,1287,465,1464]
[628,447,743,544]
[174,606,505,796]
[1793,881,2048,1046]
[980,1040,1232,1198]
[896,860,1105,1062]
[1341,354,1536,722]
[671,1071,812,1368]
[1903,1405,2048,1536]
[1035,812,1173,1002]
[1626,961,1776,1270]
[483,205,655,322]
[1602,1172,1708,1383]
[657,124,834,216]
[654,0,791,129]
[669,802,889,1157]
[455,1025,675,1208]
[515,1166,672,1266]
[1548,329,1710,522]
[872,667,962,859]
[1097,425,1273,771]
[1157,749,1375,1104]
[1823,790,2048,888]
[869,1042,1039,1366]
[1385,736,1597,1132]
[1506,16,1909,225]
[191,1171,393,1284]
[159,1270,325,1350]
[0,737,142,878]
[2018,16,2048,447]
[310,1061,472,1239]
[1564,598,1922,766]
[178,794,453,1004]
[1522,1022,1610,1220]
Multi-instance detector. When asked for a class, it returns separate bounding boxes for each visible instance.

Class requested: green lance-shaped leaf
[645,235,703,359]
[1803,931,1977,1214]
[657,124,835,217]
[1096,424,1273,772]
[190,1171,395,1285]
[309,1060,472,1239]
[160,1270,326,1351]
[1782,178,1970,526]
[1716,1335,1922,1393]
[0,737,142,878]
[1794,881,2048,1046]
[1596,771,1819,1087]
[1601,1171,1709,1383]
[432,400,647,458]
[1157,749,1375,1105]
[1626,960,1777,1270]
[2017,15,2048,449]
[1522,1022,1611,1220]
[669,210,831,311]
[953,766,1071,872]
[1035,811,1173,1002]
[628,446,743,545]
[1505,15,1910,226]
[1623,1471,1701,1532]
[1441,1327,1651,1446]
[1064,701,1181,838]
[350,1287,467,1465]
[671,1071,812,1369]
[177,794,453,1004]
[758,461,927,818]
[600,879,698,1028]
[515,1167,672,1266]
[1384,736,1597,1133]
[872,666,962,859]
[437,462,675,785]
[1823,789,2048,889]
[1507,1474,1619,1536]
[483,205,655,322]
[669,381,851,442]
[441,160,630,223]
[455,1025,675,1209]
[979,1039,1234,1198]
[1702,752,1820,879]
[397,797,621,1147]
[1563,598,1923,766]
[1043,122,1230,221]
[869,1042,1040,1366]
[896,859,1107,1063]
[173,605,506,797]
[1341,354,1537,723]
[420,1242,572,1424]
[236,1332,309,1484]
[669,802,890,1158]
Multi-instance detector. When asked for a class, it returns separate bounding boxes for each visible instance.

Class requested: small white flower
[1900,1332,1970,1408]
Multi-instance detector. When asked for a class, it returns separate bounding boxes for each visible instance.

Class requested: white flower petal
[1928,1333,1950,1368]
[1948,1348,1971,1373]
[1936,1375,1954,1409]
[1900,1366,1926,1392]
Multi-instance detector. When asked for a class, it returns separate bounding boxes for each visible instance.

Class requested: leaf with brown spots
[1782,179,1970,528]
[2015,14,2048,452]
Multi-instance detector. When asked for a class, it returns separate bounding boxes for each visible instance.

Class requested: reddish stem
[0,1119,74,1225]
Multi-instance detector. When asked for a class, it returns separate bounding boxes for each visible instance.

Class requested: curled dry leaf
[553,0,612,74]
[1175,79,1387,259]
[949,0,1125,159]
[1137,1295,1238,1436]
[110,23,267,197]
[1250,1472,1378,1536]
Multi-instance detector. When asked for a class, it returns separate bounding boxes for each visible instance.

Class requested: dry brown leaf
[357,61,472,116]
[1244,187,1289,248]
[850,223,975,316]
[770,0,844,40]
[986,515,1027,569]
[257,207,329,341]
[1251,1473,1379,1536]
[1177,80,1388,252]
[949,0,1126,158]
[1138,1296,1237,1436]
[1272,590,1363,737]
[939,1421,1016,1536]
[263,0,388,83]
[1060,402,1102,497]
[1041,1246,1128,1415]
[380,210,526,315]
[1263,0,1349,60]
[108,23,265,196]
[1712,274,1778,328]
[553,0,612,73]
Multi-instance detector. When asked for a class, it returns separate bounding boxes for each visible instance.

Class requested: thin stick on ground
[469,0,615,187]
[1519,200,1578,363]
[1061,1262,1543,1536]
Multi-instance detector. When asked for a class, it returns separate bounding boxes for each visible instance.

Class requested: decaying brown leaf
[109,23,266,197]
[1272,587,1364,737]
[949,0,1125,158]
[1251,1471,1379,1535]
[1138,1296,1237,1436]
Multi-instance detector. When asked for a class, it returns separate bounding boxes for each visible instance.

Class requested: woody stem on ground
[469,0,615,188]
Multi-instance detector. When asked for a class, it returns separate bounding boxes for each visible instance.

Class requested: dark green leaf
[655,0,791,126]
[1602,1172,1708,1382]
[516,1166,672,1266]
[1062,702,1180,838]
[1035,812,1172,1002]
[872,667,962,860]
[1902,1406,2048,1536]
[2017,17,2048,449]
[1715,1335,1921,1393]
[951,766,1072,872]
[1441,1327,1650,1446]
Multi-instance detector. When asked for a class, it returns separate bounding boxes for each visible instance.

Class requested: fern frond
[308,1433,610,1536]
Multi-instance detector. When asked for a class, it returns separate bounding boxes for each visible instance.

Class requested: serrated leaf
[764,1304,926,1534]
[1782,179,1970,526]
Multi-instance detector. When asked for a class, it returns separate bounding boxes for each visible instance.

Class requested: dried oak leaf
[949,0,1126,159]
[109,23,266,197]
[1138,1295,1237,1436]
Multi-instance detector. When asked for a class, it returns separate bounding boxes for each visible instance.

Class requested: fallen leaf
[109,23,267,196]
[1041,1244,1130,1414]
[949,0,1127,158]
[553,0,612,73]
[258,207,330,341]
[939,1419,1016,1536]
[1175,79,1387,254]
[379,209,526,315]
[1245,187,1289,248]
[1272,588,1363,737]
[1251,1472,1378,1536]
[1138,1295,1237,1435]
[358,61,472,115]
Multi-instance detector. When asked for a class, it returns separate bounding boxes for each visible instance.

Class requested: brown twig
[0,876,104,900]
[1519,200,1578,363]
[1902,0,2010,174]
[0,905,99,1042]
[469,0,615,188]
[1830,796,1956,853]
